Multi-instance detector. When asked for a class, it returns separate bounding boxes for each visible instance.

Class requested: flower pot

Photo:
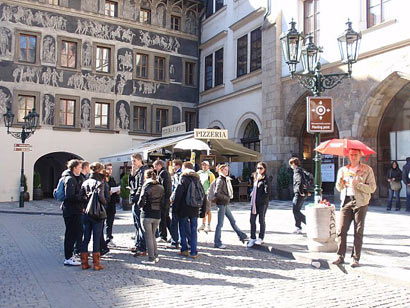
[121,198,132,211]
[23,191,30,202]
[33,188,43,200]
[305,205,337,252]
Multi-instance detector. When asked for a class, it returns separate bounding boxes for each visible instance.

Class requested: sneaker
[189,254,199,259]
[155,257,160,263]
[293,228,302,234]
[247,239,256,248]
[332,257,345,265]
[180,250,189,257]
[107,240,116,248]
[158,238,168,243]
[255,238,264,245]
[205,225,212,232]
[141,259,156,265]
[64,257,81,266]
[350,259,359,268]
[215,244,226,249]
[166,243,179,249]
[198,224,205,232]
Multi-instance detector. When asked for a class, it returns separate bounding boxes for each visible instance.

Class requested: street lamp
[280,19,361,201]
[3,106,40,207]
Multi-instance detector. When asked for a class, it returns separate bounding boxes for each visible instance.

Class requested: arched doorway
[377,83,410,198]
[34,152,83,198]
[241,119,261,173]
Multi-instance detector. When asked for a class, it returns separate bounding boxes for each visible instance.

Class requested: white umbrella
[174,138,210,151]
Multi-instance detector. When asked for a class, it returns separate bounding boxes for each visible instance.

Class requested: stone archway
[34,152,83,198]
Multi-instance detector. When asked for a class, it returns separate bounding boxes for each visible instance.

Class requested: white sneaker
[198,224,205,232]
[155,257,160,263]
[293,228,302,234]
[64,257,81,266]
[141,259,156,265]
[247,239,256,248]
[107,240,116,248]
[205,224,212,232]
[255,238,264,245]
[216,244,226,249]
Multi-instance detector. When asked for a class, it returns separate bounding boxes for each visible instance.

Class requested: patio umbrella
[173,138,210,151]
[314,138,376,157]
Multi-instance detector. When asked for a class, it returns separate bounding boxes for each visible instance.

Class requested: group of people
[385,157,410,212]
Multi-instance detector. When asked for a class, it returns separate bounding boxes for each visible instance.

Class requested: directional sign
[14,144,32,152]
[307,97,334,133]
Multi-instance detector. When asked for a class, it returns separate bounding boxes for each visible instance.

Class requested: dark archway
[34,152,83,198]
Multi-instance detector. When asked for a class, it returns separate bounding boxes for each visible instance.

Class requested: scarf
[251,179,258,214]
[222,174,234,199]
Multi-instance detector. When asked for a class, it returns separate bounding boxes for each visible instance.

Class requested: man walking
[173,162,206,258]
[214,164,248,249]
[129,153,148,256]
[402,157,410,212]
[332,149,376,268]
[197,161,215,232]
[153,160,172,242]
[289,157,308,234]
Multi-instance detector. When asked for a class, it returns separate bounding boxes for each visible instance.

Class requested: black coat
[402,158,410,185]
[388,167,402,183]
[129,165,148,204]
[293,167,304,195]
[173,169,206,218]
[138,180,164,219]
[253,176,271,206]
[80,173,108,212]
[214,175,231,205]
[106,176,119,208]
[61,169,83,217]
[157,167,172,208]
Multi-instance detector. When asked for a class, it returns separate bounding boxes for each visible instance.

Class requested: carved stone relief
[185,10,197,35]
[42,94,55,125]
[75,20,135,43]
[155,4,166,27]
[139,30,180,53]
[122,0,135,20]
[0,27,12,57]
[0,86,12,124]
[116,72,132,95]
[134,80,161,95]
[42,35,56,64]
[82,41,92,68]
[80,98,91,128]
[42,67,63,87]
[68,72,115,94]
[116,100,130,130]
[117,48,133,72]
[12,66,42,84]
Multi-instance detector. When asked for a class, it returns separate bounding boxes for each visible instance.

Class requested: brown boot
[92,252,104,271]
[81,252,91,270]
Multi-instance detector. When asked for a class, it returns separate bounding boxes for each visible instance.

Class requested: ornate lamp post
[3,107,40,207]
[280,20,361,202]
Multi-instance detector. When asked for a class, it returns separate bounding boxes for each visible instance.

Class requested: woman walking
[248,162,271,247]
[387,160,402,211]
[139,169,164,265]
[80,162,108,270]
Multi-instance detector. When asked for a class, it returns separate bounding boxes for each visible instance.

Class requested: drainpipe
[264,0,271,22]
[196,1,207,129]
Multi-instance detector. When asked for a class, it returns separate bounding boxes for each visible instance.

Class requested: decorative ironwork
[322,73,349,90]
[295,74,316,91]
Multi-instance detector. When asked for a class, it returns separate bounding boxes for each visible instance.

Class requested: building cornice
[201,5,227,27]
[229,7,266,31]
[199,30,228,50]
[5,0,199,42]
[198,83,262,108]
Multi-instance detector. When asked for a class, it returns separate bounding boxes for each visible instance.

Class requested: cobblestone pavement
[1,199,410,307]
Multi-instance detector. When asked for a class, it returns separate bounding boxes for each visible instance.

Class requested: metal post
[19,150,25,208]
[313,132,322,203]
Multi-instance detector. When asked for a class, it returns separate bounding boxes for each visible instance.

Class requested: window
[184,111,196,131]
[214,48,223,86]
[184,62,195,86]
[94,102,110,129]
[154,56,165,81]
[95,46,111,73]
[367,0,394,28]
[206,0,224,18]
[17,95,35,123]
[171,15,181,31]
[156,108,168,132]
[250,28,262,72]
[48,0,59,4]
[304,0,320,44]
[19,34,37,63]
[61,41,77,68]
[132,105,147,131]
[105,1,118,17]
[59,99,75,126]
[204,54,213,90]
[140,9,151,24]
[136,53,148,78]
[237,35,247,77]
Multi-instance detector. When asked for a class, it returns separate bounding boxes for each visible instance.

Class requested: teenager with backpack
[80,162,108,271]
[197,161,216,233]
[61,159,83,266]
[138,169,165,265]
[247,162,271,247]
[289,157,309,234]
[173,162,206,259]
[214,164,248,249]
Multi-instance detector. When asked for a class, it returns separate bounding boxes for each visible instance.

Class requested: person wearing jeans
[214,164,248,249]
[289,157,307,234]
[179,216,197,256]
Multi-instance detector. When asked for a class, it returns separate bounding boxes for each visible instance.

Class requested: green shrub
[277,164,292,189]
[33,172,41,189]
[120,174,130,200]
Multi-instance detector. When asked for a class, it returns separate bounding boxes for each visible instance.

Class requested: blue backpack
[53,177,66,201]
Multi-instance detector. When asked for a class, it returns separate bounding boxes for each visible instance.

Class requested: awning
[100,132,262,163]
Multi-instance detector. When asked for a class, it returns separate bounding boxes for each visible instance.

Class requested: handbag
[85,184,107,220]
[390,181,401,191]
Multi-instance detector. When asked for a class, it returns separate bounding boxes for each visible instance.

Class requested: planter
[305,204,337,252]
[33,188,43,200]
[121,198,132,211]
[278,188,291,200]
[23,191,30,202]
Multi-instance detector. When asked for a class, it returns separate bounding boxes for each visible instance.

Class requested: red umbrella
[314,138,376,157]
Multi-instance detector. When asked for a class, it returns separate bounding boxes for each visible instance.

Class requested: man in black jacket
[174,162,206,258]
[129,153,148,256]
[289,157,307,234]
[153,160,172,242]
[105,163,120,246]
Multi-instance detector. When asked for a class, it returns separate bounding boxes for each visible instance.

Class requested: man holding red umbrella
[332,148,376,268]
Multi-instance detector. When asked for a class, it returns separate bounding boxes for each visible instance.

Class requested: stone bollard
[305,204,337,252]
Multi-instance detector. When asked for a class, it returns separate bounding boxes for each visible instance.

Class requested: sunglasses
[256,167,264,170]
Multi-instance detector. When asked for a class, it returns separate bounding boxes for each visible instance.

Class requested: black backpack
[185,178,205,208]
[301,169,314,193]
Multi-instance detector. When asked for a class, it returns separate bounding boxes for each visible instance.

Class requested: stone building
[0,0,202,202]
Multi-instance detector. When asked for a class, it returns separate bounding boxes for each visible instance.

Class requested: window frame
[130,102,151,134]
[92,43,115,76]
[214,48,224,86]
[236,34,248,78]
[303,0,320,44]
[154,55,166,82]
[54,94,81,129]
[367,0,393,28]
[105,0,119,17]
[90,98,115,131]
[171,15,182,31]
[15,30,41,65]
[152,104,172,135]
[140,8,151,24]
[57,36,81,71]
[182,59,196,87]
[182,107,197,132]
[206,0,225,18]
[204,53,213,90]
[135,52,149,79]
[12,90,41,127]
[250,27,262,73]
[48,0,59,5]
